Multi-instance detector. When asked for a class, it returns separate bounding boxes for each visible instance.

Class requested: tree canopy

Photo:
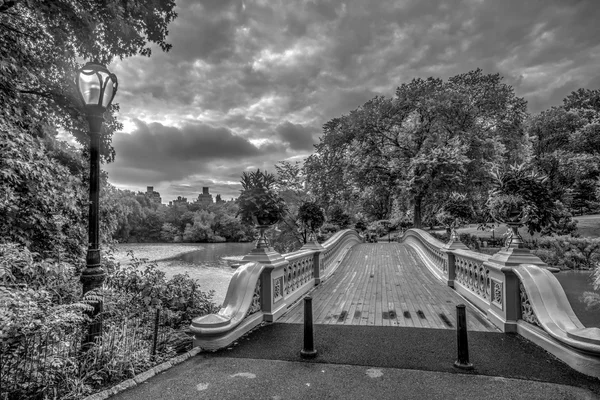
[0,0,177,160]
[306,69,529,227]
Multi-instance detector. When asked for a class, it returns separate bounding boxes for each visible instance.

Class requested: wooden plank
[359,247,375,326]
[277,242,497,332]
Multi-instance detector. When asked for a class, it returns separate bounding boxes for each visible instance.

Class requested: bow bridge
[190,229,600,378]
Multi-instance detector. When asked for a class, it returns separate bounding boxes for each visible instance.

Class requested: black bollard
[300,296,318,359]
[454,304,474,370]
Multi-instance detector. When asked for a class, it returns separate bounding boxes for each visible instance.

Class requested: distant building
[196,187,213,205]
[169,196,189,207]
[215,194,225,204]
[145,186,162,204]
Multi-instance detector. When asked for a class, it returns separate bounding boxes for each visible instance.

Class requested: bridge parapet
[189,229,363,350]
[401,228,600,377]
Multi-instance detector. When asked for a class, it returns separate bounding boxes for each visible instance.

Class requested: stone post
[443,235,468,288]
[301,236,325,285]
[242,237,289,322]
[445,251,456,288]
[484,223,547,332]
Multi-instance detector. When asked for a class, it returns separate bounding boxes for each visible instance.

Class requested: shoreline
[110,244,240,307]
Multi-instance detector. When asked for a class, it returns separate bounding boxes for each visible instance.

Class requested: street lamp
[76,62,118,345]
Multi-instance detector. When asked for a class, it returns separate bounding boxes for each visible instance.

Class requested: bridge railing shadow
[401,228,600,378]
[189,229,363,351]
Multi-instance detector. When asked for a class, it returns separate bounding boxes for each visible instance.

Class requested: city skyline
[75,0,600,201]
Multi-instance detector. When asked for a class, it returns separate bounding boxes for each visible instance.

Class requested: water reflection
[164,242,255,269]
[555,270,600,327]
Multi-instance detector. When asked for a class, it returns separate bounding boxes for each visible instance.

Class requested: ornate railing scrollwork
[519,282,540,327]
[454,253,491,301]
[284,252,314,297]
[246,279,262,317]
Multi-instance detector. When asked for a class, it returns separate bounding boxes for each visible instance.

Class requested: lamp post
[75,62,118,346]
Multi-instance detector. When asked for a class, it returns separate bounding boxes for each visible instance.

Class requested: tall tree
[307,69,528,227]
[528,88,600,214]
[0,0,177,160]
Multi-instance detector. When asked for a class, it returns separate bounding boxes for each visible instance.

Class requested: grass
[421,214,600,241]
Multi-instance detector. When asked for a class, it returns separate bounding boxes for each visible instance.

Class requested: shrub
[427,232,480,251]
[321,223,339,233]
[534,236,600,269]
[1,245,218,399]
[297,202,325,232]
[459,233,480,251]
[429,232,449,243]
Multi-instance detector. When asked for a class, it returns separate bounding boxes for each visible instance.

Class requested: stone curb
[82,347,203,400]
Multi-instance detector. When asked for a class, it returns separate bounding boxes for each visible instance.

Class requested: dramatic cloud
[105,0,600,202]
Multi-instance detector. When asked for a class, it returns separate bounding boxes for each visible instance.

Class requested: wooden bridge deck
[277,243,498,332]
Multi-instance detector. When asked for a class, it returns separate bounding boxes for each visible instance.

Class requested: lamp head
[76,62,118,113]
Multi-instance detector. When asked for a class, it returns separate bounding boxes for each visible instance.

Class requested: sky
[101,0,600,204]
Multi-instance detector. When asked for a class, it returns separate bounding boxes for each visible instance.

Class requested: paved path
[110,323,600,400]
[110,357,597,400]
[278,243,497,332]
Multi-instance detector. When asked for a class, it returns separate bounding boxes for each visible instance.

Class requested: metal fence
[0,308,191,400]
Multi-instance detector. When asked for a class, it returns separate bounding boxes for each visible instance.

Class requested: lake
[112,242,256,306]
[555,270,600,328]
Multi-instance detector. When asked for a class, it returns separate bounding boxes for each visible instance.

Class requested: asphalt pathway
[111,323,600,399]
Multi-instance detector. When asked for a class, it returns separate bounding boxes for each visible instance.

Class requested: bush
[429,232,449,243]
[459,233,480,251]
[1,245,218,399]
[427,232,480,251]
[321,223,339,234]
[533,236,600,269]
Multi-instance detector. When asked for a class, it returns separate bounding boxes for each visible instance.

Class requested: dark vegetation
[2,1,600,396]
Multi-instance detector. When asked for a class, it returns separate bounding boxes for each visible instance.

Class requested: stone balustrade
[190,229,363,350]
[401,228,600,377]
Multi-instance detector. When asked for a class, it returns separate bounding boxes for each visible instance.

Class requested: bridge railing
[401,228,600,377]
[189,229,363,350]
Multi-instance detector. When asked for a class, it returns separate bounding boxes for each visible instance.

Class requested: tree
[237,169,287,226]
[0,122,87,260]
[436,192,473,234]
[297,201,325,243]
[306,69,528,228]
[0,0,177,160]
[528,91,600,215]
[328,204,352,228]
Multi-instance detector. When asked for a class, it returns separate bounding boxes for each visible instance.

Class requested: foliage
[0,123,87,261]
[436,192,473,234]
[0,0,177,161]
[459,233,481,251]
[320,223,339,234]
[297,202,325,233]
[439,193,473,225]
[486,163,565,235]
[533,236,600,270]
[237,169,287,226]
[367,220,390,237]
[528,90,600,216]
[328,204,352,228]
[108,189,250,243]
[1,245,217,399]
[355,220,367,232]
[486,194,529,223]
[104,251,218,321]
[306,69,529,228]
[428,231,480,251]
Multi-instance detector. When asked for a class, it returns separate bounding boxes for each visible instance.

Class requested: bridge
[189,229,600,379]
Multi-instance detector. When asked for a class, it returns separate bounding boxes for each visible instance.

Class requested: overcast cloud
[102,0,600,202]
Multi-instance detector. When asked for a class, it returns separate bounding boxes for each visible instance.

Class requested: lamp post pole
[81,112,104,346]
[76,62,118,347]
